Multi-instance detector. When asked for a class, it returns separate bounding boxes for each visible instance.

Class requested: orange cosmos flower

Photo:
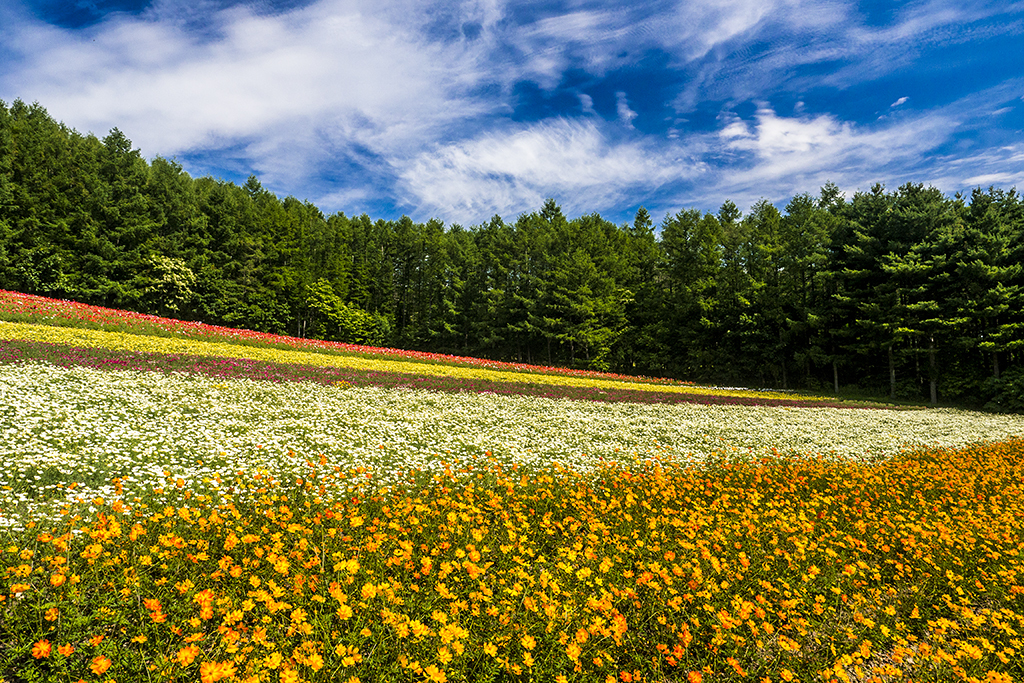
[91,655,112,675]
[200,661,237,683]
[31,640,52,659]
[687,672,703,683]
[57,643,75,656]
[727,657,746,677]
[50,573,66,587]
[177,645,200,667]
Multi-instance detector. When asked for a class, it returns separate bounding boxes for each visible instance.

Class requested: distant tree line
[2,99,1023,409]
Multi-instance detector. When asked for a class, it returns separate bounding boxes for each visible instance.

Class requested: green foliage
[304,278,383,344]
[138,255,197,315]
[983,366,1024,413]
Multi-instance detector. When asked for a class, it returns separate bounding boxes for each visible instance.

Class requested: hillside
[2,300,1024,681]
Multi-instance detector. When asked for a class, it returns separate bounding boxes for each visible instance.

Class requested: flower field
[0,290,683,384]
[2,298,1024,682]
[4,360,1022,529]
[0,319,839,406]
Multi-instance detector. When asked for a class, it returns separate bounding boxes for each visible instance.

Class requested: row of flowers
[0,319,841,403]
[3,441,1023,681]
[0,338,870,410]
[4,359,1022,531]
[0,289,687,385]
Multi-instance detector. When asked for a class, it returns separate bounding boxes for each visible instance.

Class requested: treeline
[2,99,1023,408]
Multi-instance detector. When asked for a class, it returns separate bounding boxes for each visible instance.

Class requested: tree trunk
[889,345,896,400]
[833,361,839,395]
[779,329,788,390]
[928,336,938,406]
[994,351,1001,380]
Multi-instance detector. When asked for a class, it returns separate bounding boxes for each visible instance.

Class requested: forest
[1,99,1022,409]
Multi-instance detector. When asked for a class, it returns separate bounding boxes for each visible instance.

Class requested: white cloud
[1,0,497,185]
[925,144,1024,192]
[666,0,775,58]
[670,0,1024,114]
[400,118,699,223]
[710,105,958,207]
[615,91,637,128]
[512,8,634,83]
[510,0,848,92]
[890,96,909,107]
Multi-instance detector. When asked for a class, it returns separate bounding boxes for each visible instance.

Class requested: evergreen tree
[619,207,666,375]
[660,208,721,378]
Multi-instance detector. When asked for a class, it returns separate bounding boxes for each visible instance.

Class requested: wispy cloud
[615,92,637,128]
[400,118,698,223]
[705,104,958,208]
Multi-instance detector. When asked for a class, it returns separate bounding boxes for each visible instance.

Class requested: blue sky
[1,0,1022,225]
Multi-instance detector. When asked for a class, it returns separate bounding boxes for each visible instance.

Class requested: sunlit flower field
[2,362,1023,529]
[2,295,1023,683]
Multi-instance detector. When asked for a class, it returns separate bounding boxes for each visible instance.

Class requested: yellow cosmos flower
[424,665,447,683]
